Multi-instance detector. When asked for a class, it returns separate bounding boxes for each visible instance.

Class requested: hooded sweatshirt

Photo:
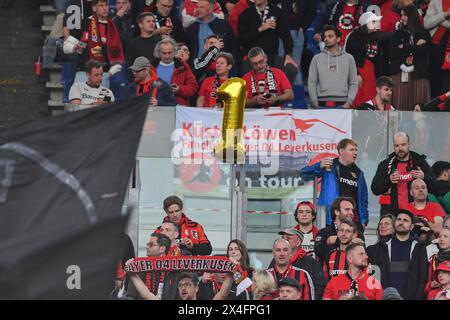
[307,46,358,107]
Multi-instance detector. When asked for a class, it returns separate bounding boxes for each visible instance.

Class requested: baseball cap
[278,228,304,242]
[129,56,151,71]
[279,277,301,290]
[359,12,382,26]
[435,261,450,273]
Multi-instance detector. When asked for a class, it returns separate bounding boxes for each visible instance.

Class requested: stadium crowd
[38,0,450,110]
[34,0,450,300]
[112,136,450,300]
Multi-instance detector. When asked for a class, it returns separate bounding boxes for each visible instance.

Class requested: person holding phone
[242,47,294,109]
[69,59,115,110]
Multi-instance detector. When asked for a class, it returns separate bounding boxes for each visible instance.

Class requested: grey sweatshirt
[308,47,358,107]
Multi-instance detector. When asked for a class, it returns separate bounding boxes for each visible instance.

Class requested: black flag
[0,94,149,299]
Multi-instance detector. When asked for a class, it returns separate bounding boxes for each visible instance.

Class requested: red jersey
[242,67,292,107]
[406,202,446,224]
[324,249,348,280]
[427,287,448,300]
[198,76,226,107]
[154,213,211,248]
[337,4,358,46]
[267,264,315,300]
[323,271,383,300]
[396,162,414,209]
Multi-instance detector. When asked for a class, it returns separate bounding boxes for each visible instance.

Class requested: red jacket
[154,213,212,255]
[228,0,249,35]
[152,58,198,106]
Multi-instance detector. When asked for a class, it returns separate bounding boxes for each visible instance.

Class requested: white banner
[174,106,352,160]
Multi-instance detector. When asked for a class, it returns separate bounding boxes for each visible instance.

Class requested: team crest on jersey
[339,13,354,30]
[351,171,357,179]
[191,230,199,240]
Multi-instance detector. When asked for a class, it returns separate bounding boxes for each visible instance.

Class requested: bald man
[406,179,445,235]
[372,132,437,212]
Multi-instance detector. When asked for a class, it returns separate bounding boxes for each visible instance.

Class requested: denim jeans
[279,30,304,86]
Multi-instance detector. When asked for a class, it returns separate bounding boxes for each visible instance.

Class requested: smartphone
[103,95,111,102]
[263,93,272,99]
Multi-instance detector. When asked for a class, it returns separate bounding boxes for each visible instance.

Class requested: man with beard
[358,76,396,110]
[308,24,358,109]
[159,221,191,257]
[266,239,315,300]
[323,243,383,300]
[314,197,365,266]
[302,138,369,229]
[242,47,294,108]
[367,209,428,300]
[323,219,360,279]
[372,132,437,212]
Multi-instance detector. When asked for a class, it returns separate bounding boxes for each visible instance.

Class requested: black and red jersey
[324,249,348,280]
[154,213,212,255]
[267,264,315,300]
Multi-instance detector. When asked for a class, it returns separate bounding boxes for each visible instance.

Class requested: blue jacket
[301,158,369,225]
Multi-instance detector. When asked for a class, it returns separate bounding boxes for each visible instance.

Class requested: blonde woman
[251,270,277,300]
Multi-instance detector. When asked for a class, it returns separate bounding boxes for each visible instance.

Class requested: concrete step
[48,100,65,110]
[50,70,62,83]
[40,5,55,14]
[46,81,64,90]
[41,25,52,33]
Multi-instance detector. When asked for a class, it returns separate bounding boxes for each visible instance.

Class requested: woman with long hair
[388,5,431,110]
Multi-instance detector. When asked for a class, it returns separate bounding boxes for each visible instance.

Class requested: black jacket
[111,10,136,49]
[387,27,430,79]
[367,235,428,300]
[125,35,163,81]
[238,3,293,56]
[274,0,316,31]
[185,16,240,66]
[151,9,186,44]
[192,46,220,82]
[371,151,436,211]
[345,28,392,77]
[316,0,368,34]
[314,224,365,266]
[268,254,327,300]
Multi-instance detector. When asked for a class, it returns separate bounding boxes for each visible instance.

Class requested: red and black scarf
[208,75,225,107]
[87,15,124,65]
[250,66,277,97]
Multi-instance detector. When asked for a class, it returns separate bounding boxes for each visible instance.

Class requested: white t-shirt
[69,82,115,109]
[301,231,316,259]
